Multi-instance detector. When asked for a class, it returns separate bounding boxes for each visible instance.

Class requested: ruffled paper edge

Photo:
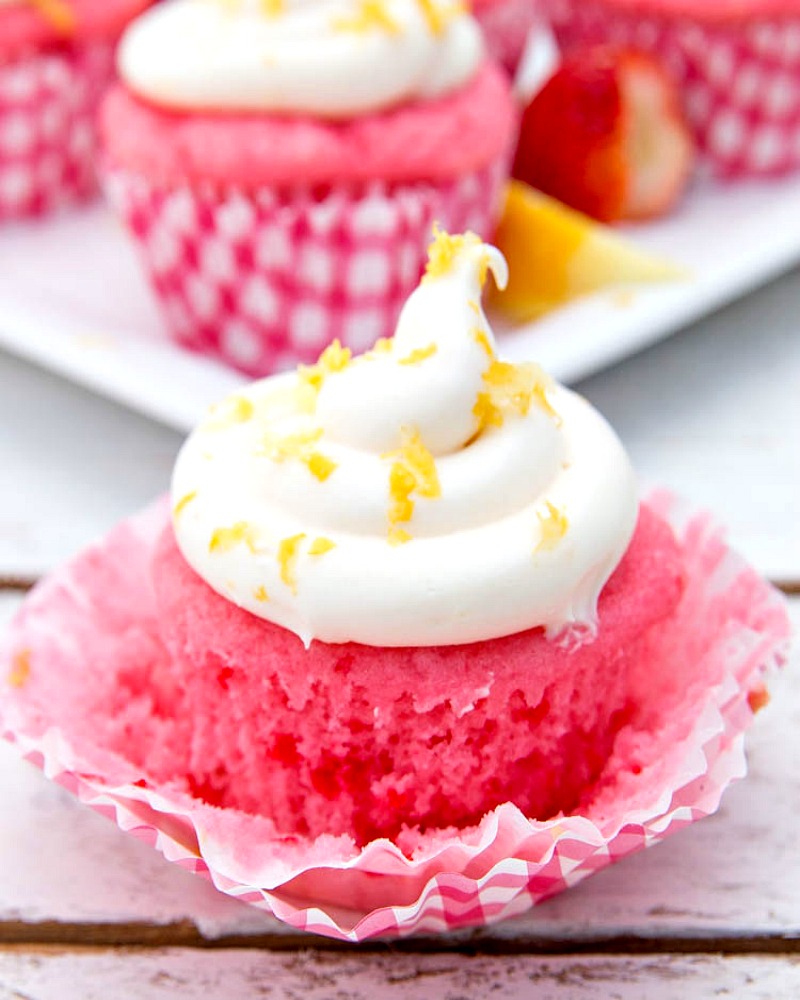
[0,492,790,941]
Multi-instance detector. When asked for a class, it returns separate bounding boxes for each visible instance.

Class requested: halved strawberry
[513,47,695,223]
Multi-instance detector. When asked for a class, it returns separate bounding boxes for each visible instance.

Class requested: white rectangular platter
[1,173,799,434]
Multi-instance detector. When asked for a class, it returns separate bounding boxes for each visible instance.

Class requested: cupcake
[99,0,518,376]
[542,0,800,178]
[471,0,539,77]
[0,0,152,219]
[1,231,789,939]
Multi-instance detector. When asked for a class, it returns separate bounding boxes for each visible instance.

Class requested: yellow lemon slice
[489,181,683,323]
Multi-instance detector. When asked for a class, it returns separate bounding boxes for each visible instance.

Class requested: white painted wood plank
[1,268,798,581]
[0,600,795,942]
[1,950,800,999]
[577,267,800,584]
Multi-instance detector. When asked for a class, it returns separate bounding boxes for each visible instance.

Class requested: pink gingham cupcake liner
[473,0,539,77]
[102,155,508,376]
[543,0,800,178]
[0,42,115,219]
[0,491,789,941]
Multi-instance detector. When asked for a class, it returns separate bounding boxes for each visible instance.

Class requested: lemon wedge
[489,181,683,322]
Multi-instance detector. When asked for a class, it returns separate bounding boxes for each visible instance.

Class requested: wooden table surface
[1,269,798,998]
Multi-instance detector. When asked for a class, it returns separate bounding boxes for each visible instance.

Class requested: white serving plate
[1,173,799,434]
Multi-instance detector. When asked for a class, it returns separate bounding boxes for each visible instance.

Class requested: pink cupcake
[0,231,789,940]
[543,0,800,178]
[0,0,152,218]
[99,0,517,376]
[472,0,539,76]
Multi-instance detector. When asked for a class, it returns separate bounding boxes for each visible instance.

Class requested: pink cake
[471,0,539,77]
[0,0,152,219]
[0,233,789,939]
[100,1,518,376]
[543,0,800,177]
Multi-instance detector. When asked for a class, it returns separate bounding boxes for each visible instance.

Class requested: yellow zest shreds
[384,428,441,539]
[278,533,306,594]
[204,394,254,430]
[371,337,394,355]
[306,453,338,482]
[535,502,569,552]
[298,340,352,395]
[7,649,31,689]
[474,361,560,435]
[472,392,504,433]
[333,0,402,34]
[261,428,339,483]
[424,224,482,281]
[416,0,463,35]
[388,526,412,546]
[309,537,336,556]
[261,0,284,15]
[209,521,260,554]
[173,491,198,519]
[29,0,75,33]
[473,327,494,359]
[254,585,270,602]
[398,343,438,366]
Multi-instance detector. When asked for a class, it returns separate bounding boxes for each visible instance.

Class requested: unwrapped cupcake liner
[543,0,800,178]
[102,155,508,377]
[0,42,115,219]
[0,492,789,942]
[473,0,539,77]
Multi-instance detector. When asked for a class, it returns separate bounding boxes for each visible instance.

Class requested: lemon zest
[309,537,336,556]
[278,533,306,593]
[333,0,401,34]
[7,649,31,689]
[383,428,441,540]
[424,224,482,281]
[398,343,438,366]
[209,521,260,554]
[173,491,198,519]
[535,502,569,552]
[254,585,270,602]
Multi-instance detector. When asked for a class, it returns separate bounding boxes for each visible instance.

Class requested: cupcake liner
[0,42,115,219]
[101,154,509,377]
[473,0,539,77]
[543,0,800,178]
[0,492,789,942]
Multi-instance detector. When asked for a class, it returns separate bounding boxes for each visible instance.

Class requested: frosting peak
[172,231,638,647]
[118,0,484,119]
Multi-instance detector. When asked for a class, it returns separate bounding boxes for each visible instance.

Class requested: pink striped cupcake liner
[102,154,508,377]
[0,42,115,219]
[473,0,539,77]
[0,492,789,941]
[543,0,800,178]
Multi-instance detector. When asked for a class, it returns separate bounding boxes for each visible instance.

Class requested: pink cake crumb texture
[0,493,789,939]
[544,0,800,177]
[100,64,516,189]
[0,42,115,219]
[0,0,152,62]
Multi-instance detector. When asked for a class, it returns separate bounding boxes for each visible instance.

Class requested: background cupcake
[100,0,518,376]
[471,0,538,77]
[542,0,800,178]
[0,0,152,219]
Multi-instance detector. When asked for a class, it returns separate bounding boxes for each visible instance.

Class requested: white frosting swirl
[118,0,484,118]
[172,232,638,648]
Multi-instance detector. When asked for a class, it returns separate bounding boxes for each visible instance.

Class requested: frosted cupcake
[2,231,789,940]
[472,0,539,76]
[542,0,800,178]
[99,0,517,376]
[0,0,152,218]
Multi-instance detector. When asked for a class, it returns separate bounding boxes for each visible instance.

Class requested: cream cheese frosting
[171,230,639,648]
[117,0,484,118]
